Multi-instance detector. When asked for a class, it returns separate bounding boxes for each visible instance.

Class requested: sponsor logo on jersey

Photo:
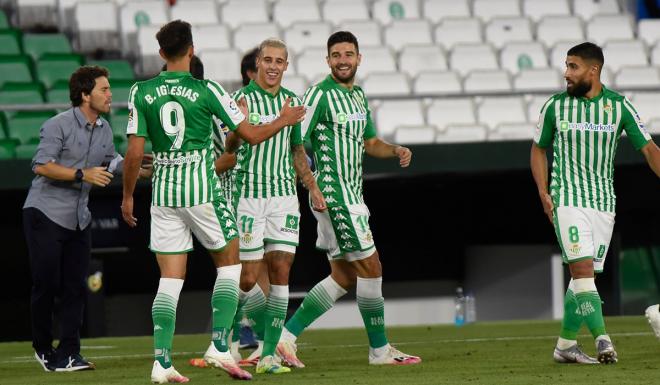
[569,243,581,255]
[559,120,616,132]
[284,214,299,230]
[336,112,367,124]
[154,154,202,166]
[248,112,260,124]
[596,244,606,260]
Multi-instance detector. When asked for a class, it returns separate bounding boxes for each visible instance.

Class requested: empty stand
[374,100,425,139]
[273,0,320,29]
[393,125,437,144]
[473,0,521,23]
[477,97,527,129]
[500,42,548,74]
[450,43,498,76]
[427,98,477,129]
[220,0,269,30]
[362,72,411,96]
[74,1,120,53]
[463,70,512,93]
[423,0,470,23]
[413,71,462,94]
[485,17,533,49]
[514,68,562,92]
[399,45,447,77]
[384,19,432,51]
[285,21,332,54]
[435,17,482,50]
[372,0,420,25]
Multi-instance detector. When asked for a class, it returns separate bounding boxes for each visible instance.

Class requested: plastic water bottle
[465,292,477,324]
[454,287,465,327]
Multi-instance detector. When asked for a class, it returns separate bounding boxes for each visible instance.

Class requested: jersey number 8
[160,101,186,150]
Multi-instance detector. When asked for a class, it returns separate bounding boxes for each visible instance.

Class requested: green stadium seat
[23,33,72,60]
[0,139,16,159]
[88,59,135,81]
[0,29,22,55]
[0,82,45,105]
[7,110,57,144]
[0,111,7,137]
[111,108,129,141]
[0,54,33,87]
[46,79,71,103]
[0,10,9,30]
[110,79,135,103]
[14,143,39,159]
[36,53,84,89]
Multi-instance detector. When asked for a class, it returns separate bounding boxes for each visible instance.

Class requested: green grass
[1,316,659,384]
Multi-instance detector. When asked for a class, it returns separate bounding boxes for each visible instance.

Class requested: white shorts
[150,200,238,254]
[237,195,300,260]
[553,206,615,273]
[312,202,377,262]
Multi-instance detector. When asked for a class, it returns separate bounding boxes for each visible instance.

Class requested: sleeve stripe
[622,98,651,140]
[126,83,139,135]
[207,80,227,96]
[300,88,323,139]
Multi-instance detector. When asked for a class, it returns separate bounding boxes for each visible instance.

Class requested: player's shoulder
[602,86,626,102]
[279,86,302,103]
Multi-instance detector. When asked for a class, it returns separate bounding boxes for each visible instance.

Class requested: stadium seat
[323,0,370,24]
[88,60,135,81]
[0,139,16,159]
[339,20,382,47]
[285,21,332,54]
[393,125,437,144]
[586,15,634,45]
[384,19,432,51]
[473,0,521,23]
[200,49,241,84]
[234,23,281,53]
[449,43,498,76]
[646,119,660,135]
[56,0,80,33]
[413,71,462,95]
[536,16,584,49]
[0,29,22,55]
[0,82,45,105]
[119,0,169,56]
[23,33,72,60]
[427,98,476,129]
[171,0,219,25]
[638,19,660,47]
[485,17,533,49]
[192,24,231,53]
[374,100,425,139]
[615,66,660,89]
[110,79,135,104]
[527,95,553,123]
[0,55,33,87]
[282,75,308,98]
[296,47,328,82]
[273,0,321,29]
[488,122,535,141]
[362,72,410,96]
[111,108,130,142]
[136,25,164,77]
[7,110,56,144]
[220,0,269,30]
[464,70,512,93]
[573,0,620,21]
[434,18,482,50]
[631,92,660,123]
[423,0,470,23]
[0,9,9,29]
[602,40,648,74]
[399,45,447,77]
[522,0,569,22]
[14,143,39,159]
[357,47,396,77]
[500,42,548,74]
[74,1,120,53]
[36,53,84,89]
[477,97,527,129]
[514,68,562,92]
[436,124,487,143]
[45,79,70,103]
[372,0,420,25]
[16,0,58,30]
[550,40,584,70]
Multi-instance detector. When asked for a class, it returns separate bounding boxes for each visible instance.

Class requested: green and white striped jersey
[232,80,303,198]
[127,71,245,207]
[535,86,651,212]
[300,75,377,206]
[211,117,235,203]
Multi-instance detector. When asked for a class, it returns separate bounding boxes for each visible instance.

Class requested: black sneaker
[34,349,56,372]
[53,353,95,372]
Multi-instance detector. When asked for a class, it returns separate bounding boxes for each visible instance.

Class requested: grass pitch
[1,316,658,384]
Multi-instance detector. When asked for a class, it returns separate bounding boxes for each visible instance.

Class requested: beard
[331,65,357,83]
[566,79,591,97]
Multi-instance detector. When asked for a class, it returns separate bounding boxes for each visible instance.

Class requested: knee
[240,266,259,291]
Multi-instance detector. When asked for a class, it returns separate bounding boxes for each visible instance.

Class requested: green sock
[356,277,388,349]
[285,276,347,337]
[576,291,607,338]
[262,285,289,357]
[559,288,583,340]
[231,296,245,344]
[152,278,183,369]
[212,265,241,352]
[243,284,267,341]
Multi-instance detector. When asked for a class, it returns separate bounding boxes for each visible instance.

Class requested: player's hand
[82,167,113,187]
[540,192,554,224]
[121,196,138,227]
[279,97,306,125]
[138,153,154,179]
[237,97,249,117]
[310,186,327,212]
[395,146,412,167]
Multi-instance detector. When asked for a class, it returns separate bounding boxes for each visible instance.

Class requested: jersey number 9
[160,101,186,150]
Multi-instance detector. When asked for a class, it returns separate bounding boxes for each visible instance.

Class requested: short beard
[567,80,591,97]
[331,66,356,84]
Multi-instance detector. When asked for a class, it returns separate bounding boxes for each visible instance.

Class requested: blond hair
[258,38,288,59]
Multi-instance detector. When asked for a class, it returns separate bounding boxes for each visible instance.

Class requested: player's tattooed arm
[292,144,326,211]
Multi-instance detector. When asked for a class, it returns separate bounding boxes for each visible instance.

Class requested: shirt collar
[73,107,104,130]
[246,79,281,98]
[324,75,355,94]
[159,71,193,79]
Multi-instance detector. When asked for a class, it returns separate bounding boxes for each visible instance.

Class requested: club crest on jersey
[241,232,253,244]
[603,103,612,114]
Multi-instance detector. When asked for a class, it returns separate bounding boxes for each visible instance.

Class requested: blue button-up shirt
[23,107,123,230]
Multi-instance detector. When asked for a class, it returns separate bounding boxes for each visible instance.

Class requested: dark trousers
[23,208,91,357]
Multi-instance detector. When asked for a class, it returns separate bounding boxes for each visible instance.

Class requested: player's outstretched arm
[234,97,305,145]
[641,140,660,178]
[121,135,145,227]
[215,152,237,175]
[530,143,553,224]
[364,137,412,167]
[292,144,326,212]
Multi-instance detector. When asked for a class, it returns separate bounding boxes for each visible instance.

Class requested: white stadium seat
[436,124,487,143]
[573,0,620,21]
[220,0,269,30]
[282,74,309,98]
[200,49,242,84]
[234,23,281,53]
[464,70,512,93]
[323,0,369,25]
[450,43,499,76]
[339,21,383,47]
[384,19,432,51]
[639,19,660,47]
[170,0,219,25]
[285,21,332,54]
[273,0,321,29]
[399,45,447,77]
[193,24,231,53]
[550,40,584,70]
[473,0,521,23]
[120,0,168,55]
[485,17,533,49]
[413,71,462,95]
[478,97,527,129]
[435,17,482,51]
[586,15,634,45]
[631,92,660,123]
[74,1,120,53]
[374,100,425,139]
[17,0,57,30]
[514,68,562,92]
[393,125,438,144]
[527,95,553,124]
[372,0,420,25]
[489,123,535,141]
[362,72,411,97]
[615,66,660,89]
[603,40,648,73]
[522,0,569,22]
[646,119,660,134]
[427,98,477,129]
[136,25,164,76]
[536,16,584,48]
[358,46,397,77]
[296,47,328,81]
[500,42,548,74]
[423,0,470,23]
